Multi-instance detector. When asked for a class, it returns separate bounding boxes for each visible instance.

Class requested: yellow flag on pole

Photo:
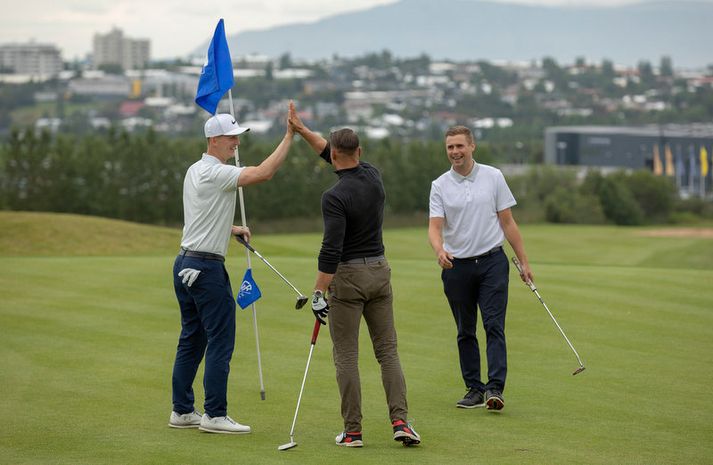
[664,144,675,176]
[653,145,663,175]
[701,146,709,177]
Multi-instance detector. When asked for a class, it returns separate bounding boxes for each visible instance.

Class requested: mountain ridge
[196,0,713,67]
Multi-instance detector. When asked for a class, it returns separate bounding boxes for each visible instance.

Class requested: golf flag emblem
[237,268,262,309]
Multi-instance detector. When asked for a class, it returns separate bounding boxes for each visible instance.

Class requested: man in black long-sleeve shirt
[288,103,421,448]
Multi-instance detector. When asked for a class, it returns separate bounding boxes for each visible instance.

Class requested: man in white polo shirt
[168,109,295,434]
[428,125,533,412]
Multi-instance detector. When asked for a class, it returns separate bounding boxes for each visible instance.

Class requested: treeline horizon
[1,129,710,230]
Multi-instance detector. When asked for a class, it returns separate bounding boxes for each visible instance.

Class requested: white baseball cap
[204,114,250,137]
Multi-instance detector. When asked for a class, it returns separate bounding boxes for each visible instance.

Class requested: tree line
[1,129,707,230]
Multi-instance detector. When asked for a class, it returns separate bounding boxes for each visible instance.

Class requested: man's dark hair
[330,128,360,155]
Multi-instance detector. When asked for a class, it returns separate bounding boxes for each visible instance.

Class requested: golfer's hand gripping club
[512,257,536,291]
[311,290,329,325]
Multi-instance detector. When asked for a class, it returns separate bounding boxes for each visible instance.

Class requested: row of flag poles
[195,19,266,399]
[652,143,711,197]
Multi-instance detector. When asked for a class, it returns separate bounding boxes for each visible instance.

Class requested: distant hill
[200,0,713,67]
[0,211,180,256]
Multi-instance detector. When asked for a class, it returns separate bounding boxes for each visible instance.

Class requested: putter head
[572,366,586,376]
[278,441,297,451]
[295,295,308,309]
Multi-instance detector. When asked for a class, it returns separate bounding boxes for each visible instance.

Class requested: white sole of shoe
[336,441,363,447]
[198,426,251,434]
[168,423,201,429]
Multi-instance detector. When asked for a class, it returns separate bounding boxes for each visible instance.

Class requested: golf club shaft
[533,290,585,368]
[235,235,304,297]
[287,319,322,439]
[512,257,585,369]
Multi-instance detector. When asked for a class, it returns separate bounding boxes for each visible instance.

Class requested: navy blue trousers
[441,249,509,393]
[171,254,236,417]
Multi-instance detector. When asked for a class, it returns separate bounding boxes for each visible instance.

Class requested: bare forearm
[238,133,293,186]
[314,271,333,293]
[300,128,327,155]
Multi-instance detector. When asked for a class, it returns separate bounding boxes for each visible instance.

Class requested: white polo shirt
[180,154,243,257]
[429,163,516,258]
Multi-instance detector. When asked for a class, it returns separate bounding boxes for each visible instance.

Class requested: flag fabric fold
[652,144,663,175]
[665,144,675,177]
[701,146,709,178]
[195,18,234,115]
[237,268,262,309]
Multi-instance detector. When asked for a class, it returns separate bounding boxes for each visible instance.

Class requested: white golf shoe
[199,415,251,434]
[168,410,203,429]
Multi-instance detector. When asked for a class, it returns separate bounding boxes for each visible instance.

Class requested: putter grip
[512,256,524,274]
[311,319,321,344]
[512,256,537,291]
[235,234,256,252]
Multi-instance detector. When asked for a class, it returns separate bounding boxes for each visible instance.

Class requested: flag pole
[228,89,266,401]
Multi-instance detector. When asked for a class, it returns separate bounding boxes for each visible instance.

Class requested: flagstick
[228,89,266,401]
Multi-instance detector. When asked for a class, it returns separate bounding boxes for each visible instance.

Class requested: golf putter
[278,319,323,451]
[512,257,586,376]
[235,235,309,309]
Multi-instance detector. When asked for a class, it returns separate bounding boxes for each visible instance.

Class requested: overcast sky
[0,0,693,60]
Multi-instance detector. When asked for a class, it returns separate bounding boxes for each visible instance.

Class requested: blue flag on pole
[195,18,234,115]
[237,268,262,309]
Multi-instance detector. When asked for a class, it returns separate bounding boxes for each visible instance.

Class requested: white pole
[228,89,266,401]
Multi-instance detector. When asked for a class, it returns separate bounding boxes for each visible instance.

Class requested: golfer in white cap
[169,106,295,434]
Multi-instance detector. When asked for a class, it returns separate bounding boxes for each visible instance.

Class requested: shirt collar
[202,153,222,164]
[449,162,479,183]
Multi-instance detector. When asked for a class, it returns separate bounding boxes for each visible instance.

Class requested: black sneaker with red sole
[392,420,421,446]
[485,389,505,411]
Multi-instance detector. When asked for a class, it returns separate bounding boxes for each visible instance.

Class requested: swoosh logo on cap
[231,120,236,124]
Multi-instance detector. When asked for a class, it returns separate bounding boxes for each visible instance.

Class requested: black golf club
[235,235,308,309]
[512,257,586,376]
[278,319,323,451]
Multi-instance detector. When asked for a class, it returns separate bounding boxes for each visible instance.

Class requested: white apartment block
[93,28,150,70]
[0,42,63,77]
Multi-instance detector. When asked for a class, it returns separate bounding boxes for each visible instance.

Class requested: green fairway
[1,213,712,464]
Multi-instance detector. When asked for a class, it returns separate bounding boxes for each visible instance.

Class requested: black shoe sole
[456,402,486,409]
[394,435,421,446]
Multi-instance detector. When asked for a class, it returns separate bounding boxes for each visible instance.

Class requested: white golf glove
[178,268,201,287]
[311,290,329,325]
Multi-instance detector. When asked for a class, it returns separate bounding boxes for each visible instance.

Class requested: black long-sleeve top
[317,144,385,274]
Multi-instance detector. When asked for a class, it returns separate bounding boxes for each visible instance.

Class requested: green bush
[544,187,606,224]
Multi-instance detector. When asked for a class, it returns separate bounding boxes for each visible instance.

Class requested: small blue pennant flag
[195,18,235,115]
[237,268,262,309]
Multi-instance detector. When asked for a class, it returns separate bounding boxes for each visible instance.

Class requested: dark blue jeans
[172,254,236,417]
[441,249,509,393]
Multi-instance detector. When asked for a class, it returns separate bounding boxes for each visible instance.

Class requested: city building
[0,42,63,79]
[93,28,150,71]
[545,125,713,197]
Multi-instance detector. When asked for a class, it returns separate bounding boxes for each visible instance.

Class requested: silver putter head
[278,441,297,451]
[572,366,586,376]
[295,295,308,309]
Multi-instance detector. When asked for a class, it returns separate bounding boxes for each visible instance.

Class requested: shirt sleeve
[317,192,346,274]
[211,164,242,192]
[319,143,333,165]
[429,181,445,218]
[494,170,517,212]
